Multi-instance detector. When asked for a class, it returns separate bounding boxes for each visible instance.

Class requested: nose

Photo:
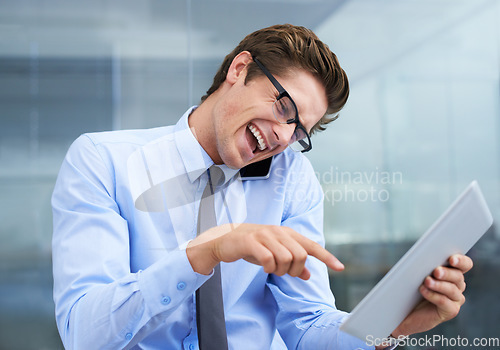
[272,122,296,148]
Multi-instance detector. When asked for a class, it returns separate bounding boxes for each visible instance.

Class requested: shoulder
[83,126,174,148]
[62,126,176,183]
[67,126,174,160]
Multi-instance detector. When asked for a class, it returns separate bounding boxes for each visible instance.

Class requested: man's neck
[188,97,222,165]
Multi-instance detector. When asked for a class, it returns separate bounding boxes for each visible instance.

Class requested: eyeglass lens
[272,97,310,151]
[272,97,296,123]
[289,128,309,151]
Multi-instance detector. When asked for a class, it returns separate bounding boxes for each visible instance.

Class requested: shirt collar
[174,106,240,184]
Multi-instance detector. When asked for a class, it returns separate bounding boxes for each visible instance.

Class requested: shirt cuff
[178,239,192,250]
[138,248,213,317]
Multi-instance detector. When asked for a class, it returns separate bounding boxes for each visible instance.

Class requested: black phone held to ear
[239,157,273,180]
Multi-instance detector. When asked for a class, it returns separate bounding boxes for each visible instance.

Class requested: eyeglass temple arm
[253,57,286,96]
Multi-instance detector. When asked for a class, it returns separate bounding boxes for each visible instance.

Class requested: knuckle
[254,229,267,240]
[277,252,293,265]
[271,225,284,234]
[435,295,447,307]
[261,252,274,265]
[296,250,308,262]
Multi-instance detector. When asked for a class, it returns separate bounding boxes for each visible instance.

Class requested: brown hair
[200,24,349,134]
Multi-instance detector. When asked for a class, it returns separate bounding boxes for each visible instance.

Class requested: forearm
[61,277,146,349]
[55,250,211,349]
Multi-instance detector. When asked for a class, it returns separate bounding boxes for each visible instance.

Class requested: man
[52,24,472,349]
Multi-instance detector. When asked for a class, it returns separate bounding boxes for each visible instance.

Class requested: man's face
[211,67,328,169]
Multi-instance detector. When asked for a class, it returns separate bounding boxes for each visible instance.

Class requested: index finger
[449,254,473,273]
[291,231,344,271]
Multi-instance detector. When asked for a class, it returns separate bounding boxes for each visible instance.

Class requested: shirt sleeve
[266,154,374,350]
[52,135,211,349]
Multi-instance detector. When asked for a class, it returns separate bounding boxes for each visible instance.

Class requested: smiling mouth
[248,123,267,152]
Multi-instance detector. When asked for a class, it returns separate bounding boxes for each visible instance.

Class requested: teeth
[248,124,267,151]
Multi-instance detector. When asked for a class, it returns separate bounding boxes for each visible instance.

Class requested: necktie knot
[209,166,225,190]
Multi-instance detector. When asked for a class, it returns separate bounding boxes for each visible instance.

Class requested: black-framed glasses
[253,57,312,153]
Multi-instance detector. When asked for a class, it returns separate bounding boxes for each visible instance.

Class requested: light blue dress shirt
[52,107,372,349]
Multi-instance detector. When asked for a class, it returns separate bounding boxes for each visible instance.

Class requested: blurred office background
[1,0,499,348]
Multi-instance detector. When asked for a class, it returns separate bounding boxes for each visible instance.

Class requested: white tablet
[339,181,493,342]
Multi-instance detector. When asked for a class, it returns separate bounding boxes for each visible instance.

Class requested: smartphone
[239,157,273,180]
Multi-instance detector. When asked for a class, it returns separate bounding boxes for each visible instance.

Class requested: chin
[222,153,260,170]
[220,142,279,169]
[218,150,248,169]
[224,162,244,170]
[244,152,276,168]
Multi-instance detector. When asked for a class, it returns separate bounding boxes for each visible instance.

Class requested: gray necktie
[196,166,228,350]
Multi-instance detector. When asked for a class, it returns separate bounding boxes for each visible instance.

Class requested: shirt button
[161,296,171,305]
[189,344,195,350]
[177,282,186,290]
[125,332,133,340]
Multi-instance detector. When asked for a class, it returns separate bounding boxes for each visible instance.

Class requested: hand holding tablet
[339,181,493,343]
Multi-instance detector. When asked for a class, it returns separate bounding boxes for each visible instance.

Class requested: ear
[225,51,253,85]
